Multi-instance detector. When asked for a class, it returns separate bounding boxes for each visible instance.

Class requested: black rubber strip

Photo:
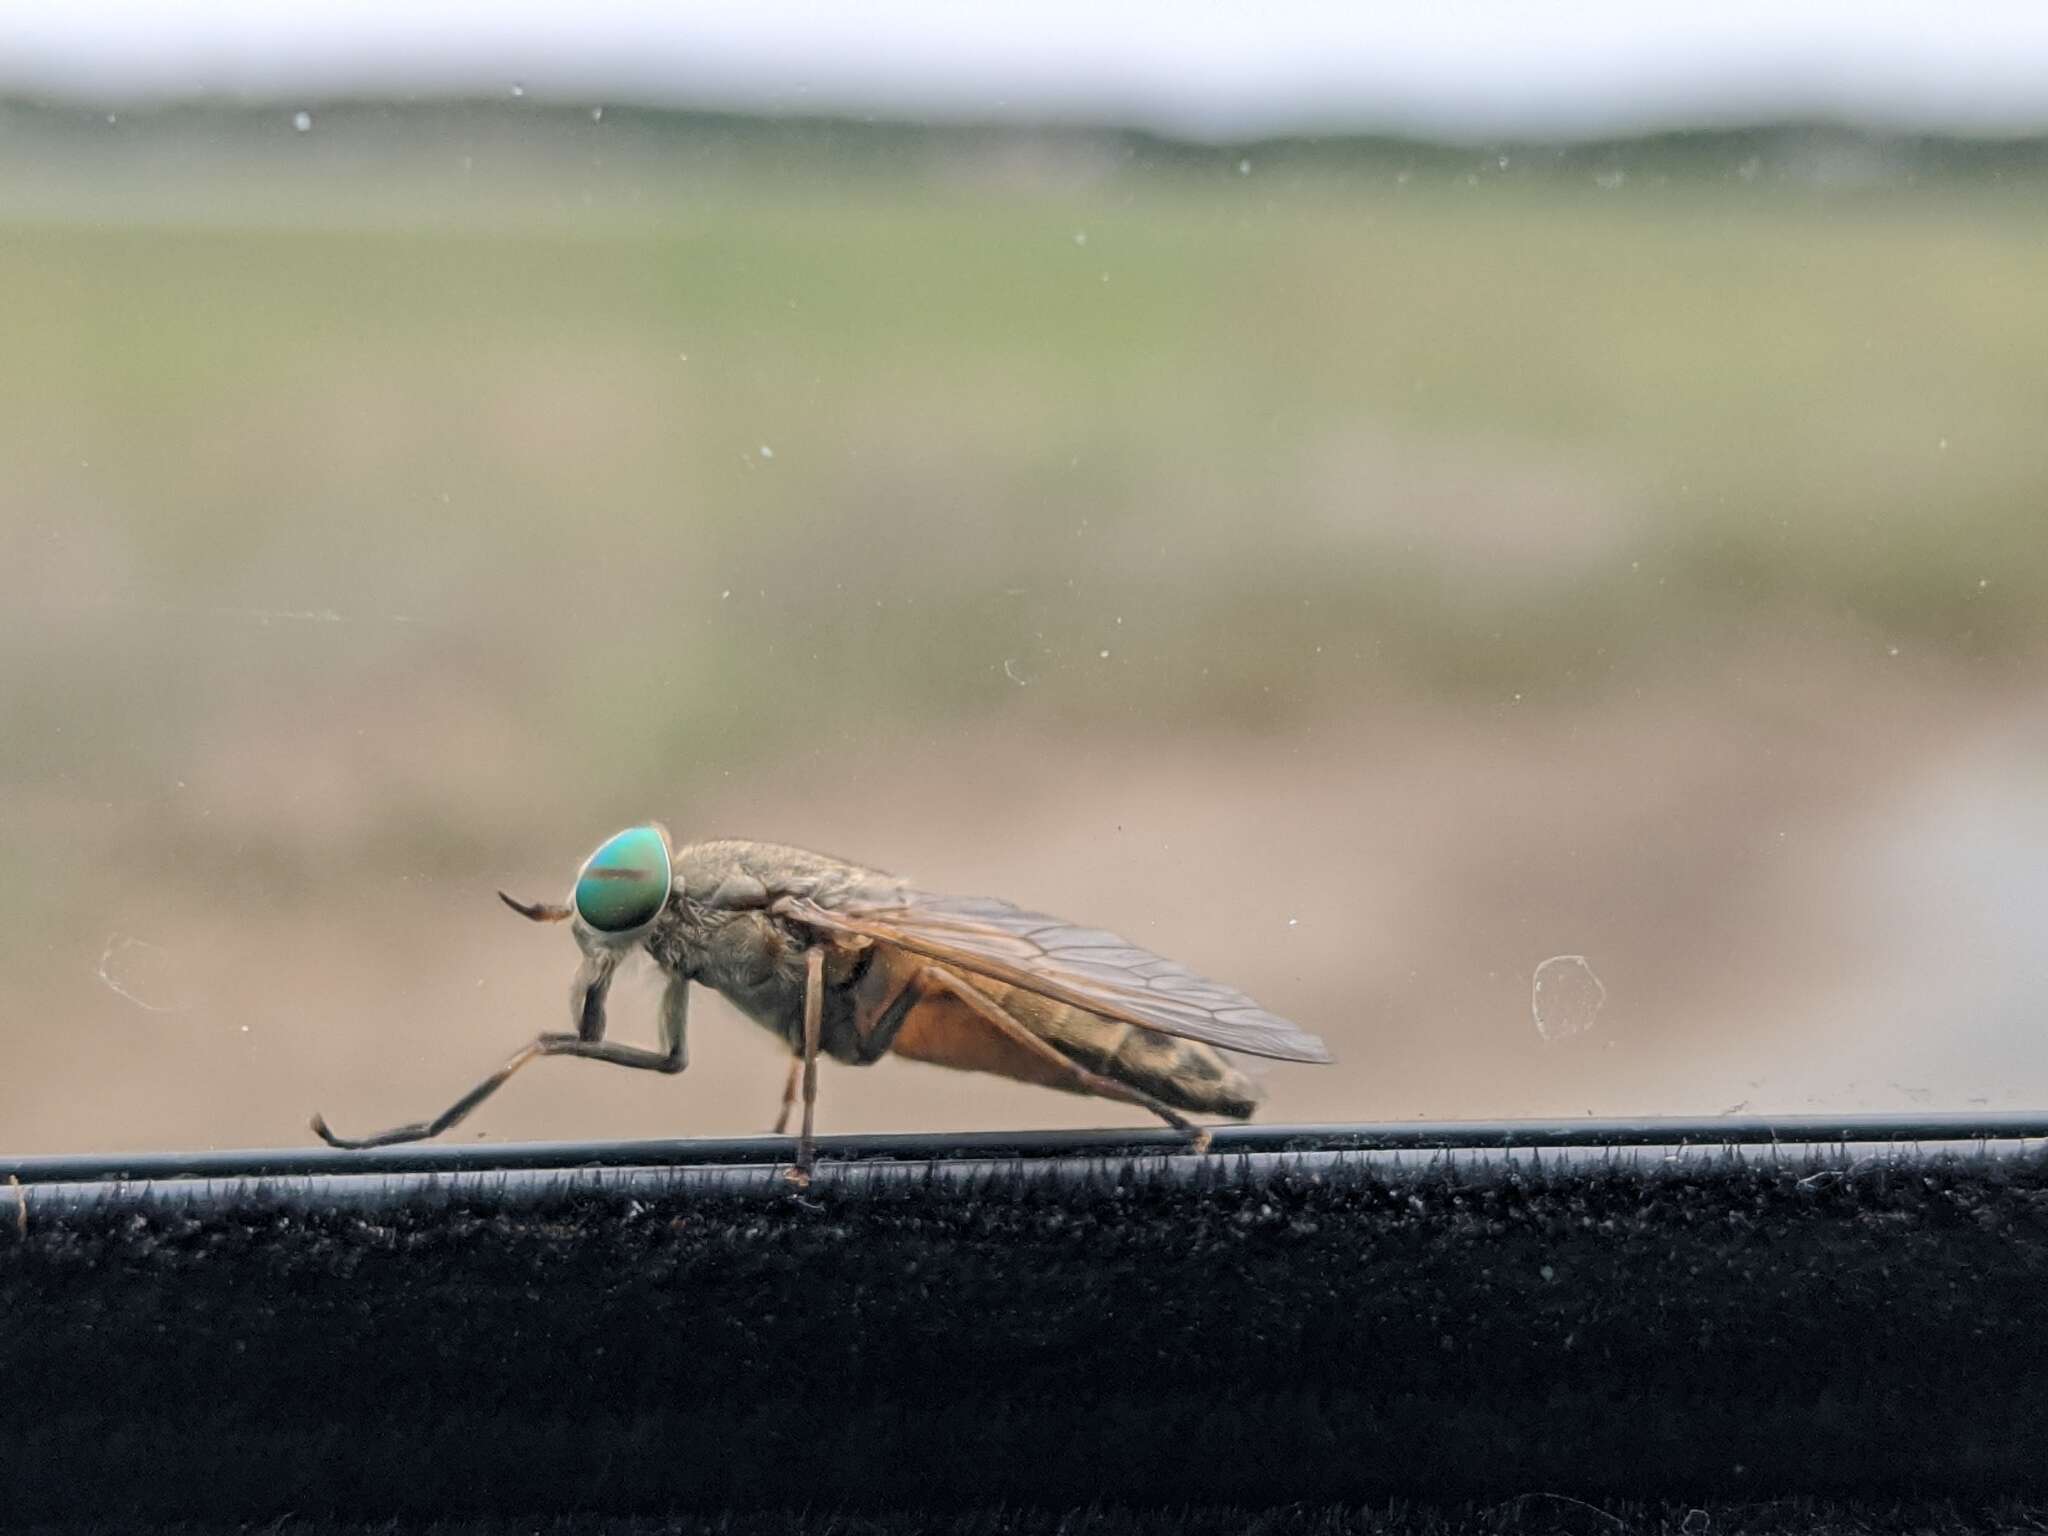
[8,1137,2029,1217]
[8,1110,2046,1186]
[8,1120,2048,1519]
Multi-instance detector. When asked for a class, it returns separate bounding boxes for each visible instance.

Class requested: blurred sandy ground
[17,641,2046,1155]
[4,113,2047,1153]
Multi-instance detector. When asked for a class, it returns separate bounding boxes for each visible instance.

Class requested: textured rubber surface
[15,1503,2048,1535]
[5,1137,2047,1522]
[12,1111,2048,1183]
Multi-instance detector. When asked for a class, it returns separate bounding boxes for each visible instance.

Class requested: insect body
[312,825,1332,1175]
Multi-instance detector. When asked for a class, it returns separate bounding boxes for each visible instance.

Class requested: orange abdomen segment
[849,944,1114,1098]
[854,944,1259,1117]
[887,993,1132,1098]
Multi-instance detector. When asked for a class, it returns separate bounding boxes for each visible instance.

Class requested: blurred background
[4,3,2047,1154]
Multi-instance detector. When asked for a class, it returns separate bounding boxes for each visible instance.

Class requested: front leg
[313,969,691,1150]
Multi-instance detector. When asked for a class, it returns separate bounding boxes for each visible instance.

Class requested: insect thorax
[640,840,906,1064]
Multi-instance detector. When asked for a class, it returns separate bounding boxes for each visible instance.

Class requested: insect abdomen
[987,984,1262,1119]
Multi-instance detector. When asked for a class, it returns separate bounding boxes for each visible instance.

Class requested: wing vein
[778,891,1333,1065]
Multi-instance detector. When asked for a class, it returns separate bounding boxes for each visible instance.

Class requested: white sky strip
[5,1,2048,139]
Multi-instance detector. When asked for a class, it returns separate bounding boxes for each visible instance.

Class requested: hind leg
[770,1057,799,1135]
[912,964,1208,1149]
[779,946,825,1188]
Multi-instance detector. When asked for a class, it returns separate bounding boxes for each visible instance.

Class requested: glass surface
[3,19,2046,1154]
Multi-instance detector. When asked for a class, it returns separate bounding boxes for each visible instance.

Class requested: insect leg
[917,964,1208,1146]
[787,946,825,1183]
[562,968,691,1077]
[313,974,691,1150]
[771,1057,800,1135]
[311,1036,549,1149]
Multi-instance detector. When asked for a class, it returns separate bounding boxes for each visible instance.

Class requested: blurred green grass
[3,117,2046,923]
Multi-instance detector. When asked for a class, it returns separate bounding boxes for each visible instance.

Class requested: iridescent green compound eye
[573,825,673,934]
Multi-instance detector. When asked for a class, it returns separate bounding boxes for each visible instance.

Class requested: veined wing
[777,890,1333,1065]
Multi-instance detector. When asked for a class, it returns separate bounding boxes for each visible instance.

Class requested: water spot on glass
[96,935,197,1015]
[1595,168,1626,191]
[1073,230,1088,246]
[1532,955,1606,1042]
[759,444,774,460]
[292,111,313,133]
[590,106,605,123]
[1238,158,1252,176]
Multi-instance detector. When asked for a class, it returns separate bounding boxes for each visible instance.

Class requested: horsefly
[311,825,1332,1180]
